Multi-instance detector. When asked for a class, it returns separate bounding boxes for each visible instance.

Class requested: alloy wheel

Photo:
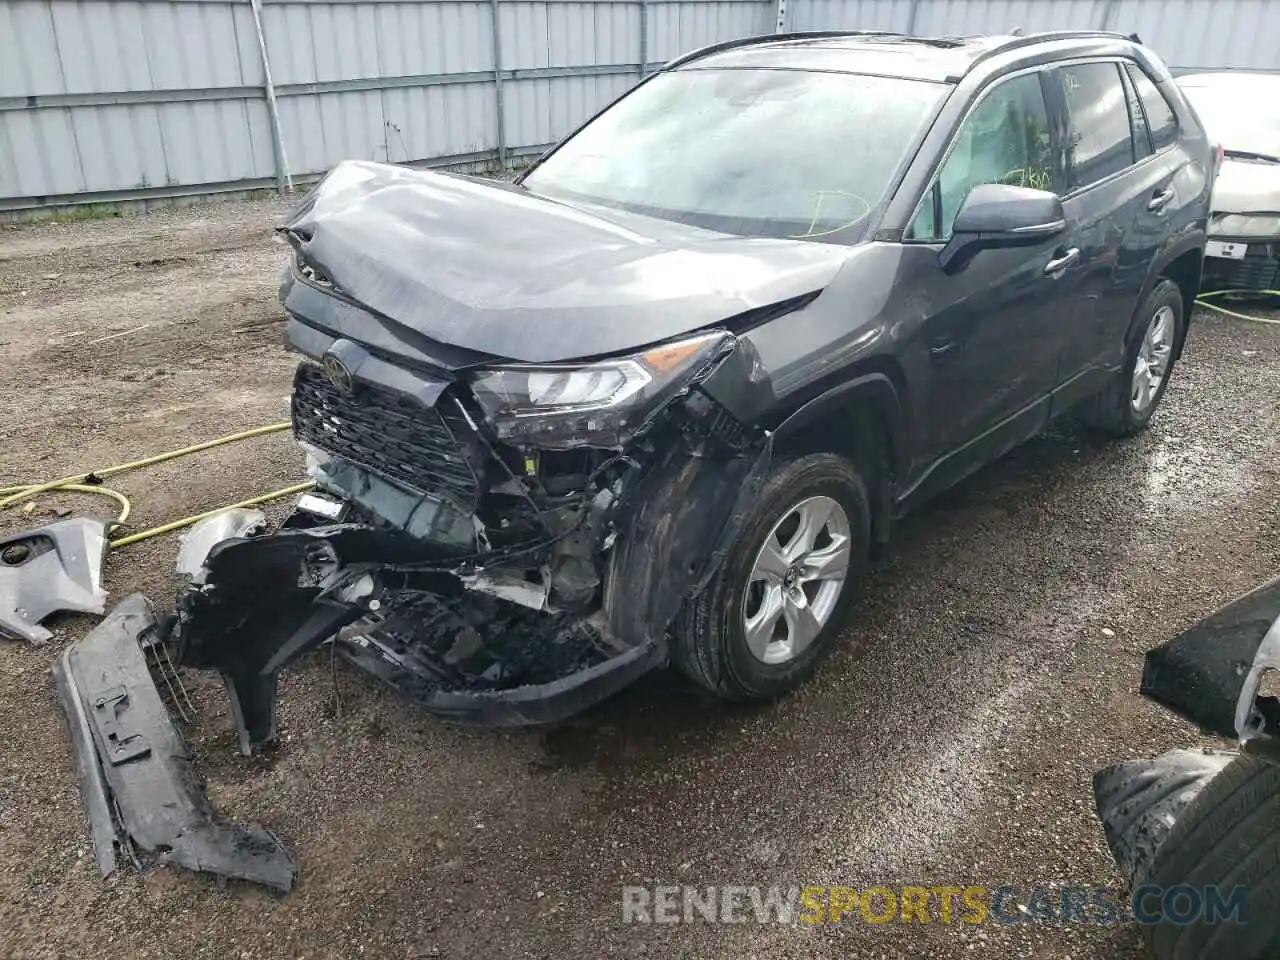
[1132,304,1175,414]
[741,495,851,665]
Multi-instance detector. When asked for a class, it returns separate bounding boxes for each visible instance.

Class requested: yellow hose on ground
[1195,288,1280,325]
[0,422,292,512]
[0,483,133,527]
[1,422,313,549]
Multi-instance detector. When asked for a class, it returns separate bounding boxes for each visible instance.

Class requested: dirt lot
[0,200,1278,960]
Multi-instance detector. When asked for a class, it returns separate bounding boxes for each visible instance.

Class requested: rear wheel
[673,453,870,701]
[1079,278,1184,435]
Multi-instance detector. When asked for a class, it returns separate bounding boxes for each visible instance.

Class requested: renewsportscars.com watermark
[620,884,1248,927]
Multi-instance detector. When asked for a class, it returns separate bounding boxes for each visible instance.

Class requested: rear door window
[1125,64,1179,151]
[1059,62,1136,190]
[1121,66,1154,159]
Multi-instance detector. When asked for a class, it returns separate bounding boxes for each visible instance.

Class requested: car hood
[283,160,853,363]
[1213,158,1280,215]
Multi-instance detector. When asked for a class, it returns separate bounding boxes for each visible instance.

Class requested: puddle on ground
[1141,433,1255,518]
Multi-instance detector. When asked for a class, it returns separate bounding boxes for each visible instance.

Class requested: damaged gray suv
[145,30,1213,747]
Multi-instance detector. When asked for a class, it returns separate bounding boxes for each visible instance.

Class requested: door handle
[1148,187,1175,212]
[1043,247,1080,277]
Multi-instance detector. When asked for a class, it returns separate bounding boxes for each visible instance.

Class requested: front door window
[909,73,1061,241]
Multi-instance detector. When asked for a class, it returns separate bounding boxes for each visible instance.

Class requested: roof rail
[661,28,1137,77]
[661,30,907,71]
[961,29,1135,73]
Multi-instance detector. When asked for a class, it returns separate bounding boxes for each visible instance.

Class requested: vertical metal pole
[905,0,921,36]
[490,0,508,173]
[773,0,787,33]
[249,0,292,194]
[639,0,649,77]
[1100,0,1120,30]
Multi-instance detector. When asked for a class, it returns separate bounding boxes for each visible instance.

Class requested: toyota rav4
[83,30,1214,752]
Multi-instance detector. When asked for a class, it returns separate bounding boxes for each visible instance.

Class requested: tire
[1079,278,1184,435]
[1142,753,1280,960]
[672,452,871,701]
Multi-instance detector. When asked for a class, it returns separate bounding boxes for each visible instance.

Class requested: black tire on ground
[672,452,871,701]
[1143,753,1280,960]
[1078,277,1184,436]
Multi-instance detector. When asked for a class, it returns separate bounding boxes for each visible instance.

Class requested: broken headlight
[469,331,733,449]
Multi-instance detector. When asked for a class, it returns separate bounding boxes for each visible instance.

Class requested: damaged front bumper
[0,517,107,642]
[55,595,295,890]
[173,521,668,750]
[168,427,767,751]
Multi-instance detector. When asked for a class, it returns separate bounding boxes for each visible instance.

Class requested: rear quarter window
[1059,62,1136,191]
[1126,64,1179,151]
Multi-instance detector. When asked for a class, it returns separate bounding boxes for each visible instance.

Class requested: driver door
[903,69,1088,500]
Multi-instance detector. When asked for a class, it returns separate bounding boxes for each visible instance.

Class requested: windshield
[1179,74,1280,159]
[522,68,949,243]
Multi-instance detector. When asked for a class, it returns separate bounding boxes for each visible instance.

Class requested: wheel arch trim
[773,372,908,482]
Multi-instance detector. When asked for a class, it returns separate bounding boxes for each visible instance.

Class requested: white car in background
[1177,71,1280,292]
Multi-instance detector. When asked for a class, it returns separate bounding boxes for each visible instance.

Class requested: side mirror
[938,183,1066,274]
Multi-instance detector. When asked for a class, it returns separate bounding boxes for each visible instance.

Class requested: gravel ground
[0,201,1277,960]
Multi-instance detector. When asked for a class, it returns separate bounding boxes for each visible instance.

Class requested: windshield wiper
[1224,148,1280,164]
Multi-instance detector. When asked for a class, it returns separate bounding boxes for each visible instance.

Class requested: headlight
[1210,214,1280,238]
[469,331,733,448]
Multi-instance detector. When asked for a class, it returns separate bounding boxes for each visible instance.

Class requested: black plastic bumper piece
[340,633,666,726]
[174,529,369,753]
[54,594,296,892]
[1141,576,1280,739]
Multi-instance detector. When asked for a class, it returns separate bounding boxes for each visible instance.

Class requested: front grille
[1203,249,1280,292]
[291,362,482,508]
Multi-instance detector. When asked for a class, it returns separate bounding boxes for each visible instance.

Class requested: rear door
[1047,59,1175,410]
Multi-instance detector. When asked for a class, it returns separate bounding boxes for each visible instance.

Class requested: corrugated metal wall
[2,0,1277,212]
[789,0,1280,73]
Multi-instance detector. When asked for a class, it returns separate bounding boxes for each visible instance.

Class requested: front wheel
[673,453,871,701]
[1079,278,1184,435]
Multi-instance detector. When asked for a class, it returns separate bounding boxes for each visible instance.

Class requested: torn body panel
[55,595,295,890]
[175,508,266,578]
[0,518,107,642]
[1141,575,1280,740]
[1093,578,1280,896]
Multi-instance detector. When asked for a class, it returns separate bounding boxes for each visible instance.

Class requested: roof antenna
[1010,26,1024,36]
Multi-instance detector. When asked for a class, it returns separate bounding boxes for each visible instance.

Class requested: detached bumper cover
[55,594,296,891]
[0,518,107,643]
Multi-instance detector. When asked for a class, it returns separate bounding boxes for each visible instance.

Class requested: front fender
[602,437,769,649]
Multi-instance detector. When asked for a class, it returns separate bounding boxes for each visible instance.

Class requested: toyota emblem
[322,354,354,393]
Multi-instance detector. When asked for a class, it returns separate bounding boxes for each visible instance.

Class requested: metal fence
[2,0,1278,213]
